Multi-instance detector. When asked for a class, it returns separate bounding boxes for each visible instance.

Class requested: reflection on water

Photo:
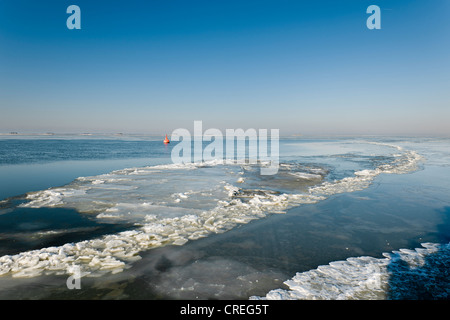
[0,207,135,256]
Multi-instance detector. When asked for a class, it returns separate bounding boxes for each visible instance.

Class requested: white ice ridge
[250,242,450,300]
[309,145,423,196]
[0,143,424,279]
[0,191,325,279]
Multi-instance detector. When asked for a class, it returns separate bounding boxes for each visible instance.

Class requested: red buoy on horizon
[164,134,170,144]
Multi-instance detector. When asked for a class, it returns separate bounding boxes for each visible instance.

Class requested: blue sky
[0,0,449,135]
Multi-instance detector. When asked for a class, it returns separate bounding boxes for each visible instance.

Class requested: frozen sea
[0,135,449,300]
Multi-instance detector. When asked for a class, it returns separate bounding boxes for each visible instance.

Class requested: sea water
[0,135,449,299]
